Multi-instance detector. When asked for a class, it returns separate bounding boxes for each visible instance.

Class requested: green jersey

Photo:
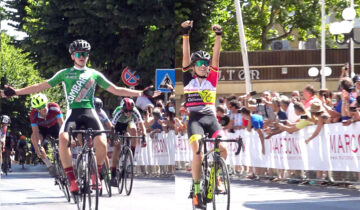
[111,106,143,124]
[47,66,113,109]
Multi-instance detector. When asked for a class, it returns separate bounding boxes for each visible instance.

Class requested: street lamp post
[329,7,360,77]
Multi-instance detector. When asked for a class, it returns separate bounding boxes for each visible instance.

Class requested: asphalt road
[1,164,360,210]
[0,164,174,210]
[176,172,360,210]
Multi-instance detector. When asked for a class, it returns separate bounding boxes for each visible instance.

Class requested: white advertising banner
[175,122,360,172]
[134,131,175,166]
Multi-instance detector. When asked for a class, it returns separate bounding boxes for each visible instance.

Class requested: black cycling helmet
[0,115,11,124]
[190,50,211,65]
[94,97,103,111]
[69,39,91,54]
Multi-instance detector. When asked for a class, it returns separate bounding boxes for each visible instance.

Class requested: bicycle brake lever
[67,127,73,148]
[235,137,243,155]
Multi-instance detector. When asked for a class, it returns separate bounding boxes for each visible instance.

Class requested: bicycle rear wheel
[212,157,230,210]
[123,148,134,196]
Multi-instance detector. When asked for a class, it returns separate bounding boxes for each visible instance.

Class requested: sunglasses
[74,52,89,58]
[37,104,47,110]
[195,60,209,67]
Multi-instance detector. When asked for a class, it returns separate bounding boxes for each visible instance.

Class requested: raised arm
[181,20,193,68]
[211,24,222,68]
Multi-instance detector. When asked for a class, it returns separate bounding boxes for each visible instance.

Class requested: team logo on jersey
[198,90,216,103]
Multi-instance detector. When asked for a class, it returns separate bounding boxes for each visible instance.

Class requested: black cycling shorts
[39,123,60,139]
[61,108,104,135]
[115,122,129,135]
[187,112,222,142]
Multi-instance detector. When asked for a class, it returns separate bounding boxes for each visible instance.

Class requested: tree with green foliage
[209,0,354,50]
[5,0,175,86]
[0,33,65,136]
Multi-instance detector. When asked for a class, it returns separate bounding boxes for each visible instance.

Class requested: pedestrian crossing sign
[156,69,175,93]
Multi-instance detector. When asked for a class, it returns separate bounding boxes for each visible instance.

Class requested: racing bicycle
[189,134,243,210]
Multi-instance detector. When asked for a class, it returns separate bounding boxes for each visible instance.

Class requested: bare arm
[211,24,222,68]
[12,82,51,96]
[106,85,142,97]
[181,20,193,68]
[57,117,64,128]
[305,118,324,144]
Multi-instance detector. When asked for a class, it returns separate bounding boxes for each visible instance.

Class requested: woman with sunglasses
[181,20,227,209]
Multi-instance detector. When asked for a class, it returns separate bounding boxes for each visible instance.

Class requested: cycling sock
[42,157,52,168]
[131,146,136,155]
[111,167,116,177]
[194,180,201,194]
[97,165,102,175]
[64,167,76,182]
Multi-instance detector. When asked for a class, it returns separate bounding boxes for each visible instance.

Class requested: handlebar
[67,127,112,147]
[196,135,243,155]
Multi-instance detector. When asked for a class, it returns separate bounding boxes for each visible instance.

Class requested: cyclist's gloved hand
[142,85,160,98]
[3,85,16,97]
[212,24,223,36]
[181,20,193,35]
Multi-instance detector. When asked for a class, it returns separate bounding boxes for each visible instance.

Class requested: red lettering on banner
[152,138,168,154]
[176,137,187,151]
[270,137,301,155]
[337,135,345,153]
[330,135,336,153]
[344,134,351,153]
[273,138,280,153]
[329,134,359,154]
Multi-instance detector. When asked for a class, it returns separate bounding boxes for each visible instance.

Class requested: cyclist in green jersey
[1,39,157,193]
[110,98,146,186]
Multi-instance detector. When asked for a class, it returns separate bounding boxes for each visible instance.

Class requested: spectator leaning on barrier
[239,107,265,155]
[305,101,330,144]
[226,100,244,132]
[276,101,313,134]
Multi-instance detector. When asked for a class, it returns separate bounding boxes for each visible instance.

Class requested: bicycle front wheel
[85,153,99,210]
[212,157,230,210]
[56,158,71,202]
[123,148,134,196]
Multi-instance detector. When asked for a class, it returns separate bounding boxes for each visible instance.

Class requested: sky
[0,2,28,40]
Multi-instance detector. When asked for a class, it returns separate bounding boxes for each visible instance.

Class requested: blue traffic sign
[156,69,175,93]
